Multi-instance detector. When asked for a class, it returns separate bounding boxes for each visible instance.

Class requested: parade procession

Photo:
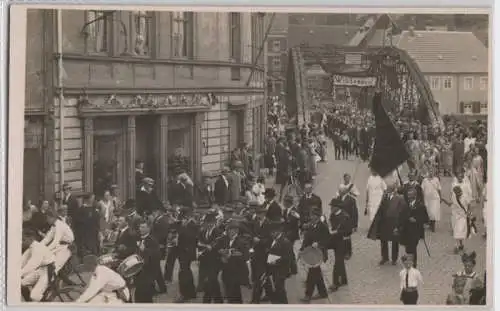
[19,10,488,305]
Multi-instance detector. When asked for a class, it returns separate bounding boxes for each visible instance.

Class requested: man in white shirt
[21,232,56,301]
[41,210,74,273]
[399,254,423,305]
[76,255,130,304]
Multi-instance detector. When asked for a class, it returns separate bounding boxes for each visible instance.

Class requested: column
[83,118,94,193]
[127,116,136,199]
[192,112,204,184]
[158,114,169,203]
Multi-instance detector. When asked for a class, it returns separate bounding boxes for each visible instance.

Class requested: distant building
[267,13,288,96]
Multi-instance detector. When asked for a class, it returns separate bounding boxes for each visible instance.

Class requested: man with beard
[399,171,424,204]
[367,182,408,265]
[399,187,429,268]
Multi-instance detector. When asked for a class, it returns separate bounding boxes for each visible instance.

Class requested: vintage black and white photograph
[9,6,490,306]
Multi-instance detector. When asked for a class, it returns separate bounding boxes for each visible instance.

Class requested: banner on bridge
[332,75,377,87]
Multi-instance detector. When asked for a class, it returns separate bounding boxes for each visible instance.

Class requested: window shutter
[459,101,465,114]
[472,101,481,114]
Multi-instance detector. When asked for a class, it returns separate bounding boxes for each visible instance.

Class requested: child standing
[399,254,423,305]
[446,274,468,305]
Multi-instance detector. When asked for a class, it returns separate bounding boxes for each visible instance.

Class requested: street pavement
[69,142,487,305]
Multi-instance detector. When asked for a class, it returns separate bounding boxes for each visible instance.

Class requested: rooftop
[287,24,360,48]
[395,30,488,73]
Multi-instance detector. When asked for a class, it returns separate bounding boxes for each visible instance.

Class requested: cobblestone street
[155,142,487,304]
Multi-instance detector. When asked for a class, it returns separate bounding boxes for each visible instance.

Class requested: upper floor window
[480,101,488,114]
[272,40,281,52]
[172,12,194,58]
[430,76,440,90]
[443,76,453,89]
[84,11,111,54]
[464,76,474,90]
[272,56,281,69]
[229,12,242,80]
[131,11,153,56]
[480,77,488,90]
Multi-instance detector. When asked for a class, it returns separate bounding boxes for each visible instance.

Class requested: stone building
[24,9,269,203]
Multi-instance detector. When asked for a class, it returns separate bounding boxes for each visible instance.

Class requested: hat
[264,188,276,198]
[226,220,242,230]
[329,198,343,208]
[143,177,155,185]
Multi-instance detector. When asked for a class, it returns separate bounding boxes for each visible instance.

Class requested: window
[480,101,488,114]
[273,81,283,94]
[272,40,281,52]
[229,12,242,80]
[85,11,111,54]
[272,56,281,69]
[172,12,194,58]
[443,77,453,89]
[463,102,473,114]
[464,77,474,90]
[430,76,440,90]
[131,11,153,56]
[480,77,488,90]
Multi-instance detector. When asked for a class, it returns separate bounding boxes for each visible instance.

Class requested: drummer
[300,207,330,303]
[76,255,131,304]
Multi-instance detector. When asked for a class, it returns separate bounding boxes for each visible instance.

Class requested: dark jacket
[170,182,194,208]
[176,218,199,261]
[216,235,250,285]
[301,220,330,262]
[399,182,424,205]
[283,207,300,242]
[135,235,161,284]
[136,188,163,216]
[214,175,230,205]
[367,192,407,242]
[399,200,429,247]
[298,193,322,226]
[62,193,79,221]
[328,209,352,249]
[339,194,359,230]
[267,235,294,279]
[264,200,283,221]
[115,227,139,260]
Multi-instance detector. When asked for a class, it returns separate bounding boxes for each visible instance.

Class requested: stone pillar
[158,114,169,203]
[127,116,136,199]
[193,112,204,184]
[83,118,94,193]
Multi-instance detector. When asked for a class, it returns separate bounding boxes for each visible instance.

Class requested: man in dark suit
[135,160,145,189]
[360,127,370,162]
[283,195,300,244]
[399,171,424,204]
[170,174,194,208]
[216,221,250,304]
[266,221,294,304]
[300,207,329,303]
[337,182,358,259]
[399,187,429,268]
[134,219,161,303]
[328,198,352,292]
[114,213,139,260]
[298,183,322,229]
[61,183,79,227]
[150,209,169,294]
[263,188,282,221]
[175,207,199,302]
[73,193,100,257]
[213,167,231,206]
[136,177,163,216]
[197,210,224,303]
[367,182,408,265]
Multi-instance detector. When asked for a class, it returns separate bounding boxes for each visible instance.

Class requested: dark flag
[285,48,298,122]
[369,91,410,177]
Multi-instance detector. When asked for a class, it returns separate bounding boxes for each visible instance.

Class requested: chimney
[408,26,416,37]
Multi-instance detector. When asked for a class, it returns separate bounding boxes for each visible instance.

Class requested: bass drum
[117,254,144,279]
[298,246,323,268]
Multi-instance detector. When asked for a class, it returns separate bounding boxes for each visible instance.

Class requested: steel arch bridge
[284,44,443,129]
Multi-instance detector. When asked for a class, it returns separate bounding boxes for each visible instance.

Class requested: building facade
[24,9,269,203]
[267,13,288,96]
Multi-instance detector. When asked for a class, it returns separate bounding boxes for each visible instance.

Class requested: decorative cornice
[57,86,265,97]
[77,92,219,117]
[58,53,266,72]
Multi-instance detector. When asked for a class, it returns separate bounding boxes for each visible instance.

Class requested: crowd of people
[19,92,487,305]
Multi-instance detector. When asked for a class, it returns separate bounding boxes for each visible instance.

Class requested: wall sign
[332,75,377,87]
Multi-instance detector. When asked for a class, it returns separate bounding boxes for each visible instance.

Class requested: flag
[284,49,298,121]
[369,91,410,177]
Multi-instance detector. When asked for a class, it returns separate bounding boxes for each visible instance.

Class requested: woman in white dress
[365,168,387,223]
[98,190,115,247]
[421,168,442,232]
[451,171,473,254]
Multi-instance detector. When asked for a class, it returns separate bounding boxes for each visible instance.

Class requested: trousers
[21,267,49,301]
[380,240,399,262]
[305,266,327,298]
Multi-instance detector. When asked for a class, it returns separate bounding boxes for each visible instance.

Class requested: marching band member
[134,219,161,303]
[75,255,130,304]
[114,213,139,260]
[136,177,163,217]
[328,198,352,292]
[300,206,329,303]
[21,231,56,302]
[263,188,282,221]
[174,206,199,302]
[149,209,169,294]
[336,175,359,259]
[41,210,74,273]
[266,220,294,304]
[216,220,249,304]
[298,182,322,229]
[282,195,300,245]
[197,209,224,303]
